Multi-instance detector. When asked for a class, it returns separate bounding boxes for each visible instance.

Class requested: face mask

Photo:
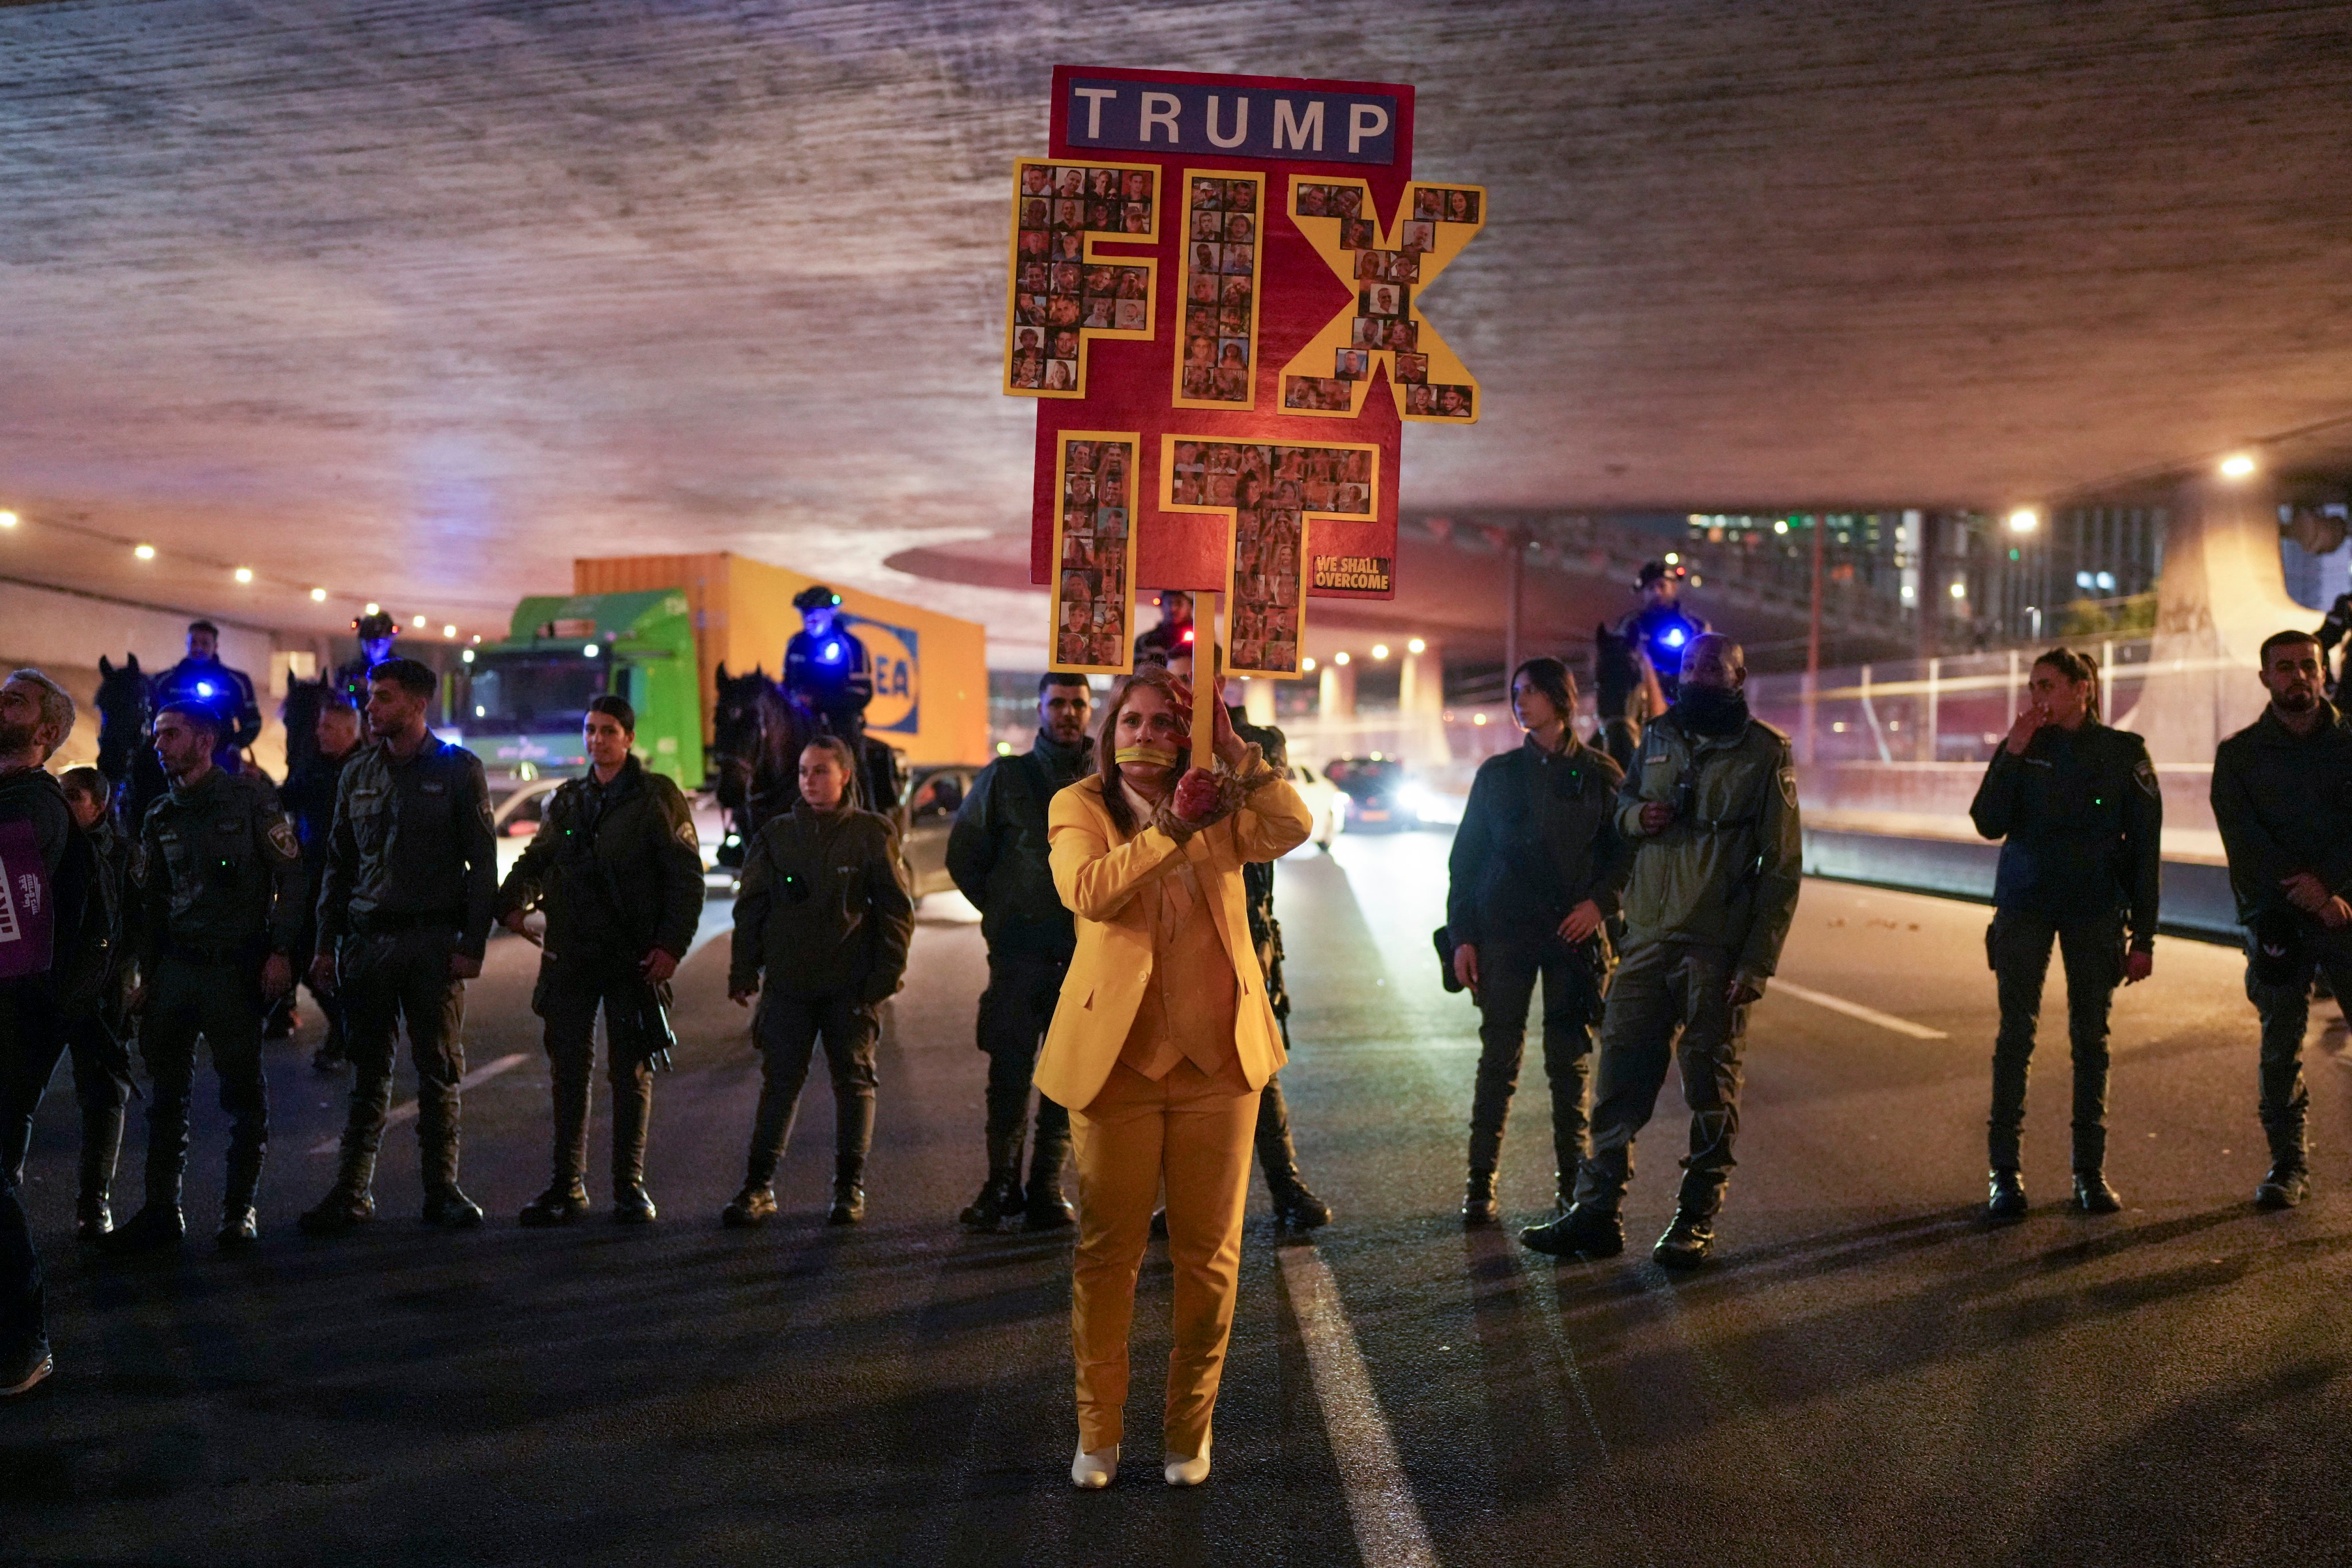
[1114,744,1179,768]
[1676,684,1749,734]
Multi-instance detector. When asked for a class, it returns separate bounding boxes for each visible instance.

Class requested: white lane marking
[309,1053,532,1155]
[1278,1246,1438,1568]
[1771,980,1948,1040]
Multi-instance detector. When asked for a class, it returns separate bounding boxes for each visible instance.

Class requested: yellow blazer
[1036,768,1314,1110]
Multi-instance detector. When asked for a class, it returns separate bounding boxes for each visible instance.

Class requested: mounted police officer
[113,700,304,1250]
[1615,562,1709,706]
[1523,634,1801,1268]
[1968,646,2158,1221]
[300,657,498,1235]
[784,585,874,740]
[2211,629,2352,1210]
[1448,656,1631,1224]
[334,612,399,710]
[149,620,264,770]
[497,695,705,1226]
[948,672,1095,1232]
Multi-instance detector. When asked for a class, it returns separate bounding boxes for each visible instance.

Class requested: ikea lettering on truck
[843,615,920,736]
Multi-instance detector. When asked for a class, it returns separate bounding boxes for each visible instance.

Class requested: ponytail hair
[2032,646,2100,722]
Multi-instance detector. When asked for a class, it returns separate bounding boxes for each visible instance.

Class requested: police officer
[282,693,365,1071]
[1967,647,2158,1220]
[1132,590,1196,666]
[1616,563,1709,706]
[784,585,874,739]
[1163,644,1331,1227]
[334,612,399,709]
[2211,629,2352,1209]
[300,658,498,1235]
[497,694,704,1225]
[0,669,79,1397]
[1448,657,1632,1224]
[149,620,264,768]
[55,768,137,1241]
[947,672,1094,1232]
[725,736,913,1227]
[111,701,303,1250]
[1523,634,1801,1267]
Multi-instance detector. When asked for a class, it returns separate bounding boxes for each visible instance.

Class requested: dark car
[902,763,979,900]
[1326,756,1416,832]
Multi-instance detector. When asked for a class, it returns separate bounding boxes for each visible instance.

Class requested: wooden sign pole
[1191,590,1218,772]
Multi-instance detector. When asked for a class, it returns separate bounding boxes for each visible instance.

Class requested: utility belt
[349,907,460,937]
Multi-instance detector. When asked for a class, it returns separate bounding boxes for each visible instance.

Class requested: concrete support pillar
[1399,643,1450,766]
[1243,677,1276,728]
[1319,660,1357,720]
[2118,473,2298,762]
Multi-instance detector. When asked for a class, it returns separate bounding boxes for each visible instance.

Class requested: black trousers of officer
[746,990,879,1186]
[976,952,1072,1195]
[535,953,655,1194]
[63,1014,132,1214]
[1469,934,1598,1190]
[2243,920,2352,1172]
[0,981,63,1363]
[288,898,347,1059]
[1573,941,1748,1218]
[138,955,269,1212]
[335,927,468,1197]
[1988,909,2123,1173]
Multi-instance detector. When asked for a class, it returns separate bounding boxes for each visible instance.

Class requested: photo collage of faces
[1285,183,1481,419]
[1176,174,1261,405]
[1010,162,1155,393]
[1053,438,1137,670]
[1169,442,1376,677]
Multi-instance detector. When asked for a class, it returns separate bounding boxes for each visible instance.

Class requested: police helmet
[353,611,396,640]
[1636,560,1687,591]
[793,584,843,613]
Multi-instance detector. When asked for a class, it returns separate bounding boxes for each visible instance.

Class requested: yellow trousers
[1068,1056,1260,1455]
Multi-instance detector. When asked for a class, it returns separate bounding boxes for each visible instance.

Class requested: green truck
[457,589,704,789]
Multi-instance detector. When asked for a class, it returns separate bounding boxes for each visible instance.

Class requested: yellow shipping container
[572,553,990,767]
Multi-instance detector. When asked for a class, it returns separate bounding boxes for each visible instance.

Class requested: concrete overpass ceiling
[5,1,2350,654]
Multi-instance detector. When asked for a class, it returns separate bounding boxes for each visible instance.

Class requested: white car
[1288,761,1341,852]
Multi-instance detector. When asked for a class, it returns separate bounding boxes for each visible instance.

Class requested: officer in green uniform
[300,658,499,1235]
[2211,629,2352,1210]
[1967,647,2159,1221]
[1523,634,1801,1268]
[497,695,705,1225]
[113,701,303,1250]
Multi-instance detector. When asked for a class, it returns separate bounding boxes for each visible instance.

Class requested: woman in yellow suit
[1038,663,1312,1489]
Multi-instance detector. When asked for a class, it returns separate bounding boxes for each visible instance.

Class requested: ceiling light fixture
[133,544,156,561]
[310,587,327,602]
[1407,637,1426,654]
[2006,508,2040,534]
[2219,452,2258,480]
[233,566,254,584]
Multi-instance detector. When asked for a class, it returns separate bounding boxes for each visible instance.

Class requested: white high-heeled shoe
[1071,1443,1119,1489]
[1164,1438,1211,1487]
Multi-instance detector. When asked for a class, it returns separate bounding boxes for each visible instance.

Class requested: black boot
[105,1202,186,1254]
[519,1182,591,1227]
[610,1076,655,1224]
[110,1098,189,1253]
[1255,1082,1330,1227]
[1652,1210,1716,1269]
[960,1169,1025,1232]
[76,1099,123,1242]
[299,1149,377,1237]
[829,1157,867,1226]
[1986,1168,2027,1221]
[75,1194,113,1243]
[1462,1168,1500,1227]
[722,1182,777,1228]
[2072,1171,2122,1214]
[218,1142,264,1249]
[422,1186,486,1229]
[1269,1176,1334,1230]
[1024,1130,1075,1231]
[1520,1202,1623,1258]
[2256,1164,2309,1210]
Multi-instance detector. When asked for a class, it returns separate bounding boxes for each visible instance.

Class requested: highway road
[3,829,2347,1566]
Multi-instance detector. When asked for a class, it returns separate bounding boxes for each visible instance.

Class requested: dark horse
[94,654,168,829]
[279,670,337,783]
[710,662,905,867]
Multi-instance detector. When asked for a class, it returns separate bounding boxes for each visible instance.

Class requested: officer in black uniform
[149,620,265,769]
[947,672,1095,1232]
[281,693,365,1071]
[300,658,498,1235]
[497,694,705,1226]
[112,701,303,1250]
[783,585,874,739]
[334,612,399,709]
[1615,563,1709,706]
[1969,647,2160,1219]
[1163,644,1332,1227]
[1132,590,1196,666]
[55,768,137,1241]
[1447,657,1631,1223]
[2210,629,2352,1209]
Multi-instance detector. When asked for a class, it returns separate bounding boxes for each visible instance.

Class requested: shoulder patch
[2133,756,2159,798]
[1778,765,1798,809]
[267,818,301,859]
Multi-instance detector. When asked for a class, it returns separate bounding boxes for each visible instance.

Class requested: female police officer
[1969,647,2160,1219]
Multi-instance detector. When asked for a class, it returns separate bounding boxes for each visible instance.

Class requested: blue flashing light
[195,681,214,697]
[1659,627,1686,650]
[820,640,843,663]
